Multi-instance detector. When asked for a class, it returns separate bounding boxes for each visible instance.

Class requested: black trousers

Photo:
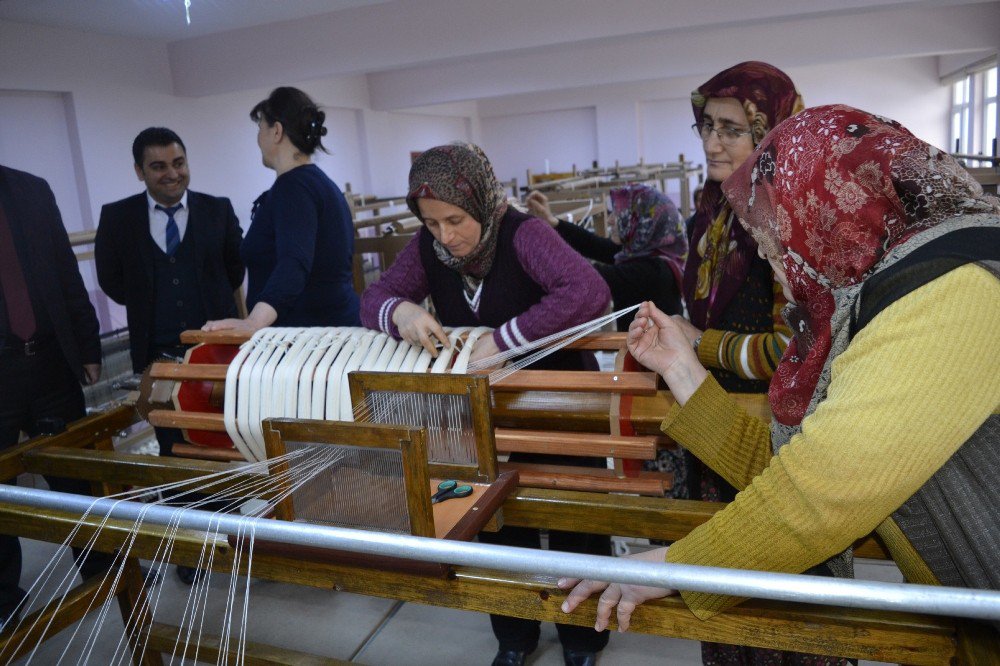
[0,340,114,616]
[478,453,611,654]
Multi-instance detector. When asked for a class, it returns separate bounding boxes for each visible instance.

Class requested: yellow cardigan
[661,264,1000,619]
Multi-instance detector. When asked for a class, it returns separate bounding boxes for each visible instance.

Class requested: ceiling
[1,0,997,108]
[0,0,393,40]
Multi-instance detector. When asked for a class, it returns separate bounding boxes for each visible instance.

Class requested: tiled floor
[9,534,902,665]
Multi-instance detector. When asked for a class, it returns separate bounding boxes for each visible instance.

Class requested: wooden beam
[490,369,656,395]
[494,428,657,459]
[17,447,887,559]
[148,409,224,431]
[0,504,956,665]
[0,405,137,482]
[22,447,252,495]
[179,329,626,350]
[500,488,889,559]
[146,366,655,395]
[499,461,668,496]
[149,362,228,381]
[0,571,124,663]
[144,622,352,665]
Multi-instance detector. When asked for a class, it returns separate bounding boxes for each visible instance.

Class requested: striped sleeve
[492,217,610,352]
[359,234,429,338]
[697,280,791,381]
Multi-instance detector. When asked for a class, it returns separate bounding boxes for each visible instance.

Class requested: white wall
[0,19,478,333]
[361,111,472,196]
[0,20,477,222]
[0,16,961,334]
[480,107,598,185]
[478,55,950,207]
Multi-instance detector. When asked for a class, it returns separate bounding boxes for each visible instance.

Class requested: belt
[0,336,50,357]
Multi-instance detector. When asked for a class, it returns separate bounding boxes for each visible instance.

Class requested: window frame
[951,65,999,166]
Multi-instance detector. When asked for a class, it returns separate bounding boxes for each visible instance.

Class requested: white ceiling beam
[366,2,999,110]
[166,0,984,97]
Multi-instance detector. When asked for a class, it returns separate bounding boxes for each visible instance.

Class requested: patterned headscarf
[407,142,508,298]
[608,184,687,285]
[682,61,805,329]
[723,104,1000,426]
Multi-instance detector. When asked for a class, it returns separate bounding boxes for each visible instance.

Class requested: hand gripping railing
[2,485,999,622]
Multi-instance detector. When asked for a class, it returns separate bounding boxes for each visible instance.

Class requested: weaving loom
[2,406,998,664]
[142,322,698,496]
[2,320,995,663]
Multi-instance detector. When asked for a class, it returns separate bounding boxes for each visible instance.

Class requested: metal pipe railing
[2,485,999,622]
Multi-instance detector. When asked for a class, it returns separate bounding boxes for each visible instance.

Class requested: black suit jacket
[0,165,101,380]
[95,190,244,371]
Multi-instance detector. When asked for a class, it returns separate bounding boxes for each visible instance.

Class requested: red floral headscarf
[723,104,1000,425]
[683,61,804,329]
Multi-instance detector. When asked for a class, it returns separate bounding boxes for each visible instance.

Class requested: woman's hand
[526,190,559,227]
[202,318,257,333]
[670,315,703,347]
[558,547,676,633]
[203,302,277,335]
[82,363,101,386]
[468,333,501,369]
[393,301,449,357]
[628,302,708,405]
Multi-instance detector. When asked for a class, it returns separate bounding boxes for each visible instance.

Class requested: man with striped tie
[95,127,245,454]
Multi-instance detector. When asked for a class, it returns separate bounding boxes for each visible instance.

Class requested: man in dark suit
[95,127,244,456]
[0,164,108,627]
[96,128,243,585]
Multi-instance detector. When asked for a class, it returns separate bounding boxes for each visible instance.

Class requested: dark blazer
[0,165,101,380]
[95,190,244,371]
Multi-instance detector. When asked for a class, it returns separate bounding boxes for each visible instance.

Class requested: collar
[146,190,188,214]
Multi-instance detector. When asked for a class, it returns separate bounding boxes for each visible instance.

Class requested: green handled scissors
[431,479,473,504]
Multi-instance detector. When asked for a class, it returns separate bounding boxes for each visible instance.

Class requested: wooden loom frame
[257,417,518,577]
[263,419,435,538]
[1,406,998,665]
[348,371,497,483]
[146,328,677,497]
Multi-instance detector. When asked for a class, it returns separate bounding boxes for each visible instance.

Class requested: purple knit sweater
[360,215,610,351]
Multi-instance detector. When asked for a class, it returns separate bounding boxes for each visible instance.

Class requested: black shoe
[492,648,534,666]
[138,566,162,588]
[563,648,597,666]
[175,565,204,585]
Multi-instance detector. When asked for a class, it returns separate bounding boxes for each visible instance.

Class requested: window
[951,65,999,166]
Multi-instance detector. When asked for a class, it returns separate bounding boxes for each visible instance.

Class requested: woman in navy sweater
[204,87,360,333]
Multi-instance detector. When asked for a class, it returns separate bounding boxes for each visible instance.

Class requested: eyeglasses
[692,122,753,146]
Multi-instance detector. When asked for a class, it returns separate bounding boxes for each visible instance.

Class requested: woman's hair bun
[251,86,329,155]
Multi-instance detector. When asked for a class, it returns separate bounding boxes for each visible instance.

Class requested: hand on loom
[467,333,501,369]
[628,301,708,405]
[392,301,450,357]
[203,302,277,334]
[525,190,559,227]
[558,546,676,633]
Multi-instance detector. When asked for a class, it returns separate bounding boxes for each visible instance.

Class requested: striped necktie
[156,203,182,256]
